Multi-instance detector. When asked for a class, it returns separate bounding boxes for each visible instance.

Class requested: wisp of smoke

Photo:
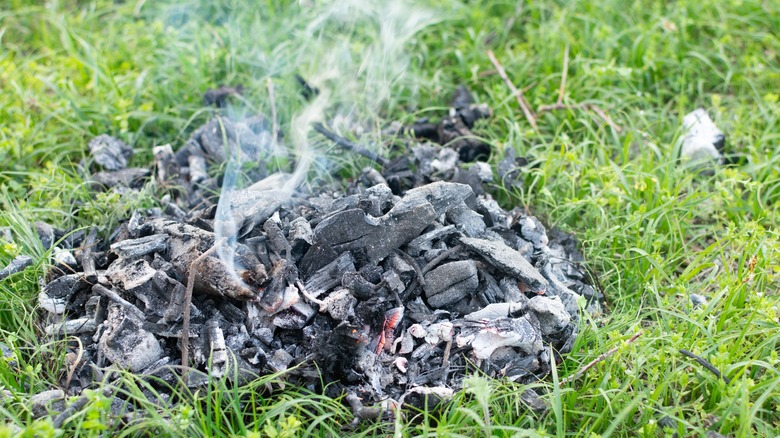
[167,0,440,288]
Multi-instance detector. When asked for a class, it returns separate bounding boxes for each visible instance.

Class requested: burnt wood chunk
[459,236,548,291]
[0,255,34,281]
[89,134,133,170]
[423,260,478,308]
[303,252,356,298]
[109,234,168,259]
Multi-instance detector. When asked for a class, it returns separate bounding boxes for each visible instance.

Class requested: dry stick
[557,44,570,106]
[679,349,731,384]
[181,239,226,379]
[266,77,279,141]
[312,122,387,166]
[559,331,642,386]
[93,284,144,319]
[486,50,538,130]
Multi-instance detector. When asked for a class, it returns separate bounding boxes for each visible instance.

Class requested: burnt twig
[559,331,642,386]
[486,50,538,130]
[93,284,144,319]
[679,349,731,384]
[312,123,387,166]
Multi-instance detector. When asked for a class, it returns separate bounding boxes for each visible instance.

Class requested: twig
[559,331,642,386]
[312,122,387,166]
[537,102,622,133]
[266,77,278,141]
[679,349,731,384]
[181,239,225,379]
[557,44,569,106]
[486,50,538,130]
[93,284,144,319]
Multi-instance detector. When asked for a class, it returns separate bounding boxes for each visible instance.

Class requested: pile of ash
[33,86,602,422]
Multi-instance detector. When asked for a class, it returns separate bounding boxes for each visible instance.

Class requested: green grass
[1,0,780,436]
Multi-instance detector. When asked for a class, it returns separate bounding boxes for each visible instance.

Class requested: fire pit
[38,86,602,422]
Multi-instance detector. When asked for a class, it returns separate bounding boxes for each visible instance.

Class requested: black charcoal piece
[0,255,34,281]
[110,234,168,259]
[153,144,179,186]
[40,274,91,314]
[91,168,151,191]
[31,390,67,419]
[98,304,163,372]
[450,85,473,109]
[446,203,486,237]
[423,260,478,308]
[203,84,243,107]
[361,167,388,188]
[303,252,355,297]
[407,225,457,257]
[288,217,313,258]
[342,271,375,299]
[384,253,417,284]
[312,195,436,265]
[459,236,548,291]
[437,115,490,162]
[106,258,156,293]
[88,134,133,170]
[268,349,294,372]
[399,182,473,217]
[188,154,209,184]
[272,302,315,330]
[519,388,548,413]
[475,196,507,228]
[528,296,571,335]
[514,215,548,250]
[35,221,55,250]
[263,217,292,260]
[502,354,541,382]
[457,104,492,129]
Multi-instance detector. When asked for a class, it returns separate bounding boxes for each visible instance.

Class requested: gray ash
[35,86,603,423]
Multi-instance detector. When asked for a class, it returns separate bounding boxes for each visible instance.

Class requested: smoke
[154,0,440,287]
